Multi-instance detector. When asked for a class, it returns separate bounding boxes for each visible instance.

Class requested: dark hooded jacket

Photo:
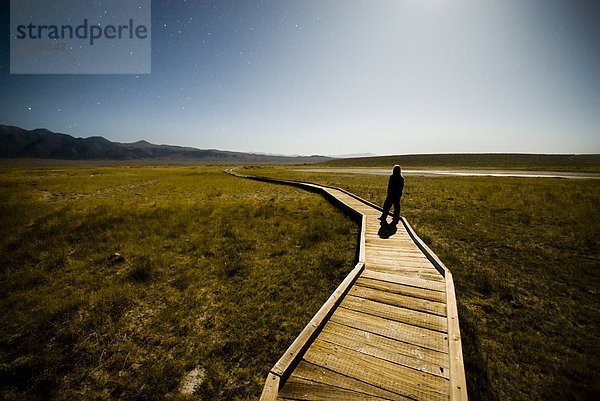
[387,171,404,200]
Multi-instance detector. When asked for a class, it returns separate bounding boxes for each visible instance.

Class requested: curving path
[226,170,468,401]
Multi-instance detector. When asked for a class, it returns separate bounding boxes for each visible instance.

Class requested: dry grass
[0,166,358,400]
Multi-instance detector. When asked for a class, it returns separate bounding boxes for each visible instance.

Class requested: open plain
[1,163,599,400]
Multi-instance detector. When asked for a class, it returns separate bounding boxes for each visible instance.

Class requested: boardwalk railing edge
[224,169,468,401]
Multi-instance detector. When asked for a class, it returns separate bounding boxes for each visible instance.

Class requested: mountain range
[0,125,331,164]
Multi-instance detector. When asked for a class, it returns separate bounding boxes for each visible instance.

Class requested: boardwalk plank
[361,269,446,292]
[278,377,392,400]
[349,285,447,316]
[365,238,422,246]
[366,266,446,282]
[366,242,424,251]
[369,251,429,260]
[341,295,448,333]
[319,321,449,375]
[369,257,433,266]
[363,267,442,275]
[369,249,431,257]
[356,277,446,302]
[367,263,438,273]
[330,308,449,353]
[366,246,424,254]
[367,263,439,273]
[303,339,450,401]
[288,360,412,400]
[368,255,435,265]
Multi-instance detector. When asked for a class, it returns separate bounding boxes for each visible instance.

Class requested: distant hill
[319,153,600,172]
[0,125,331,164]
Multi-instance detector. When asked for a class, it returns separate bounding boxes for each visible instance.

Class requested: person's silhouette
[379,165,404,225]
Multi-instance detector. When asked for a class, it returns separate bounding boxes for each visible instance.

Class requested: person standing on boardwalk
[379,165,404,225]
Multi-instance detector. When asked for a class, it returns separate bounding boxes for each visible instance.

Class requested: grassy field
[0,166,359,400]
[320,153,600,172]
[244,166,600,401]
[2,164,598,400]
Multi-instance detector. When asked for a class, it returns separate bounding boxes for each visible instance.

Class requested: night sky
[1,0,599,155]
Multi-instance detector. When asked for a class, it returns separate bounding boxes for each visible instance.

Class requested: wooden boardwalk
[226,171,467,401]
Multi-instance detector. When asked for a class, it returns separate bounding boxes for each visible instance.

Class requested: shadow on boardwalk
[377,222,398,239]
